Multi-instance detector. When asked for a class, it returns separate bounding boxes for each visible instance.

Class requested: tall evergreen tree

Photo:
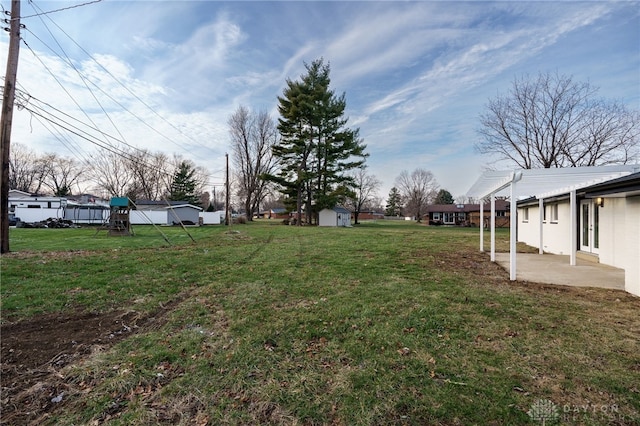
[169,160,200,205]
[385,187,403,216]
[267,58,367,225]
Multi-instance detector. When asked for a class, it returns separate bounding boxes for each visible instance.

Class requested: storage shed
[131,201,203,225]
[318,207,352,227]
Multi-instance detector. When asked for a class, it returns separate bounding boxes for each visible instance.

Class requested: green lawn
[1,222,638,425]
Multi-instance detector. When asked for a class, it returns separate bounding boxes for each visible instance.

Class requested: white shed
[131,202,202,225]
[318,207,351,227]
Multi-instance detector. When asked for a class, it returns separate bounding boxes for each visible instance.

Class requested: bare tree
[346,166,381,224]
[477,72,639,168]
[229,106,278,220]
[8,143,47,193]
[41,153,84,196]
[126,148,170,201]
[88,148,133,197]
[395,168,438,222]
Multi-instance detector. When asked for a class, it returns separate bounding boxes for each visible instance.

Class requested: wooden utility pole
[1,0,21,254]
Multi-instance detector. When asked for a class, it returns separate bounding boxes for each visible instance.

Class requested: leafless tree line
[9,142,210,203]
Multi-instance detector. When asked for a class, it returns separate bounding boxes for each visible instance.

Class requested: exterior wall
[598,198,626,269]
[318,209,336,227]
[624,196,640,296]
[199,211,223,225]
[13,206,65,223]
[130,210,169,225]
[517,202,572,255]
[168,207,200,224]
[468,212,510,228]
[337,212,351,227]
[543,202,572,255]
[600,196,640,296]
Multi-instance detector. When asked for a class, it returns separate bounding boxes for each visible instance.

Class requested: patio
[495,253,625,290]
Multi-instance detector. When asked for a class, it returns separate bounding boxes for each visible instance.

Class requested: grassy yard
[1,222,638,425]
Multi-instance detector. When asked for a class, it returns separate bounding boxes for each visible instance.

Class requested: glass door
[580,200,599,254]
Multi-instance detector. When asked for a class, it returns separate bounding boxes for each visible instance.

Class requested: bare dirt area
[0,299,182,425]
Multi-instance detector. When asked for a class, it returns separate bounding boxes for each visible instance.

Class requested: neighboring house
[8,190,66,223]
[318,207,352,227]
[131,200,203,225]
[357,211,385,221]
[255,208,289,220]
[467,165,640,297]
[426,201,510,227]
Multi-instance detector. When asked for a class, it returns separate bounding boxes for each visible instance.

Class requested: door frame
[579,199,600,255]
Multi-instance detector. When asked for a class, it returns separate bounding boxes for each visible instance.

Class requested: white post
[509,181,517,281]
[538,198,544,255]
[570,190,577,266]
[490,193,496,262]
[479,199,484,252]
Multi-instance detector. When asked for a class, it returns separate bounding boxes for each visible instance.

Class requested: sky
[1,0,639,202]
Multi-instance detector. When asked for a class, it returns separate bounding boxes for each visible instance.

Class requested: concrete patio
[494,253,625,290]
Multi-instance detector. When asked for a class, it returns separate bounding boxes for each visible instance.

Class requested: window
[522,207,529,222]
[496,211,505,217]
[432,212,441,220]
[550,204,559,223]
[443,212,455,223]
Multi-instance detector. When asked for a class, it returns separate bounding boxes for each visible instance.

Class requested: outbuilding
[318,207,352,227]
[131,200,203,225]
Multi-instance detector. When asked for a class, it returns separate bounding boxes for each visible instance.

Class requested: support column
[570,190,577,266]
[509,181,517,281]
[538,198,544,255]
[479,199,484,252]
[490,193,496,262]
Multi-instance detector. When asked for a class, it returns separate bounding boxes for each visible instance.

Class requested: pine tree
[385,187,403,216]
[169,161,200,205]
[434,189,454,204]
[267,58,367,224]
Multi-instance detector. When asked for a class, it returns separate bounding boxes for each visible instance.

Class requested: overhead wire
[24,0,220,156]
[6,0,226,190]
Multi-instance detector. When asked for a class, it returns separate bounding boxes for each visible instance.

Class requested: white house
[318,207,352,227]
[8,190,66,223]
[467,165,640,297]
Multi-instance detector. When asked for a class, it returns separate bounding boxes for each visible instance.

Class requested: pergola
[466,165,640,281]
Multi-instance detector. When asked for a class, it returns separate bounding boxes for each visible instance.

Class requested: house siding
[624,196,640,296]
[599,198,625,268]
[518,203,572,255]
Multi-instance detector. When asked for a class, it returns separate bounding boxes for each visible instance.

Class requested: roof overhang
[467,165,640,201]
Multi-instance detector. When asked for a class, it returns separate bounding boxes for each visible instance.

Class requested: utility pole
[1,0,21,254]
[225,153,230,226]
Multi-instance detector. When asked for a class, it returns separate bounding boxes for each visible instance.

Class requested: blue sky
[2,0,639,200]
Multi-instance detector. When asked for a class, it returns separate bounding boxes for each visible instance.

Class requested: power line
[17,0,103,20]
[10,87,226,185]
[24,0,219,156]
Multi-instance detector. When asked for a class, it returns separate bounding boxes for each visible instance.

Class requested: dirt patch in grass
[0,295,186,425]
